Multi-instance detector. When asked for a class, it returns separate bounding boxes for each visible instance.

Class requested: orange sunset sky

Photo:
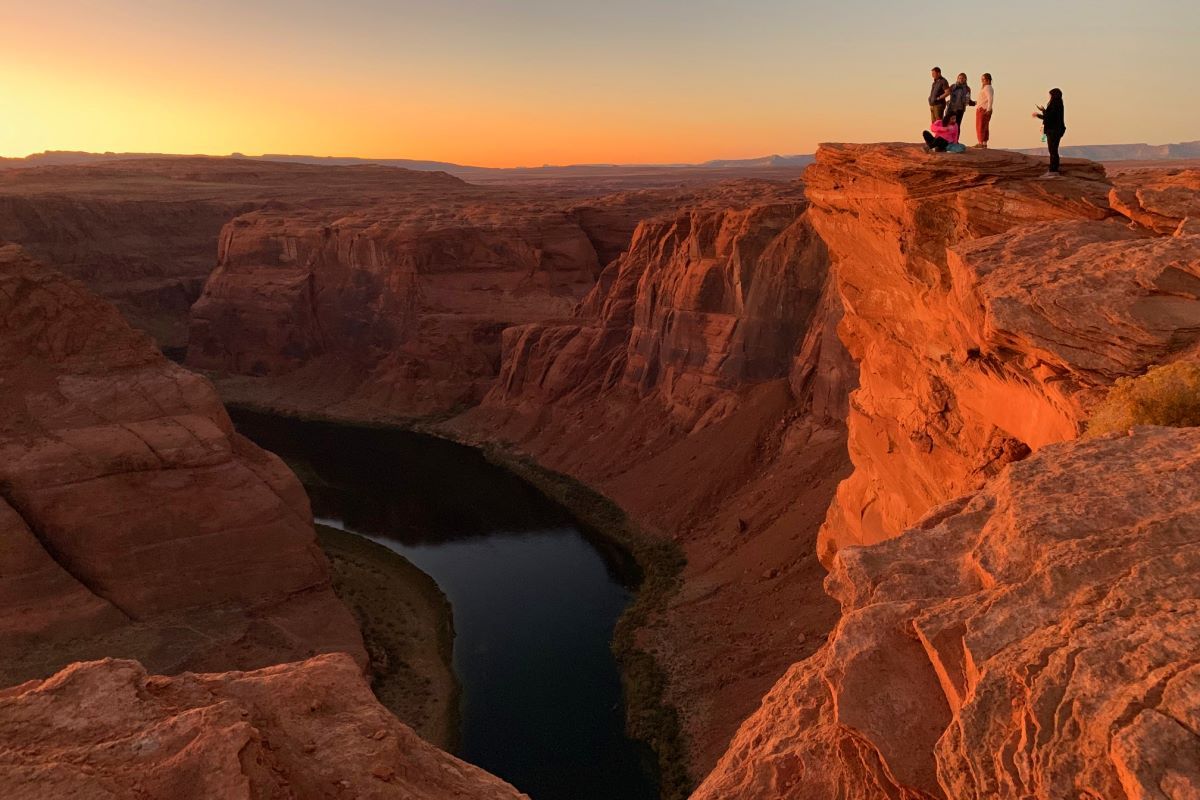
[4,0,1198,167]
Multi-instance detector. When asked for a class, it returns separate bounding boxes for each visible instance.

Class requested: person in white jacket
[975,73,995,148]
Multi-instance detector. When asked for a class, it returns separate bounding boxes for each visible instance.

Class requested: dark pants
[923,131,950,152]
[1047,131,1064,172]
[930,102,946,123]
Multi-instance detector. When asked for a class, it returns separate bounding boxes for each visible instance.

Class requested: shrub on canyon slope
[1087,361,1200,436]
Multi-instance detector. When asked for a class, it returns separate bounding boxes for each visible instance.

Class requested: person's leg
[983,111,992,146]
[955,108,965,128]
[930,105,939,124]
[934,136,949,152]
[1048,132,1062,172]
[923,130,936,147]
[976,109,991,146]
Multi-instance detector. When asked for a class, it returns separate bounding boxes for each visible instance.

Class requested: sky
[3,0,1198,167]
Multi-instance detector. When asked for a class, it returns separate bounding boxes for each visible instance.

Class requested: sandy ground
[316,524,458,750]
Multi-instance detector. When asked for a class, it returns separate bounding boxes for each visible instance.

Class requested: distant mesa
[3,143,1198,175]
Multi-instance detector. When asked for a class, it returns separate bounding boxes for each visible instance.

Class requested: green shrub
[1086,361,1200,437]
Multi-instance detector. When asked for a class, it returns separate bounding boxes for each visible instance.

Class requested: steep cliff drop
[805,144,1200,562]
[695,427,1200,800]
[185,181,711,418]
[695,144,1200,800]
[0,243,364,684]
[0,654,526,800]
[452,179,858,776]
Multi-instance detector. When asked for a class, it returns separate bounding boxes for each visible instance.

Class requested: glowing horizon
[3,0,1198,168]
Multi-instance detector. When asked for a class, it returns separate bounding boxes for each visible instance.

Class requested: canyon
[1,146,1197,798]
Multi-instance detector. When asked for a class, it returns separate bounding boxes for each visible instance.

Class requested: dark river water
[230,409,659,800]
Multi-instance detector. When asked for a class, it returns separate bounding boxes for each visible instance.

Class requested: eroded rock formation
[0,244,364,686]
[187,195,600,415]
[452,180,856,773]
[0,653,526,800]
[694,426,1200,800]
[806,144,1200,562]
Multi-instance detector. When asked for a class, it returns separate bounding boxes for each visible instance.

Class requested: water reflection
[231,408,660,800]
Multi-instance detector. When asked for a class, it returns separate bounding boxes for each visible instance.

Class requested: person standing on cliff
[974,73,994,148]
[941,73,975,128]
[1033,88,1067,176]
[929,67,950,123]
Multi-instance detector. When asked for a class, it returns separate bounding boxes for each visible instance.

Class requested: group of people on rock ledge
[922,66,1067,177]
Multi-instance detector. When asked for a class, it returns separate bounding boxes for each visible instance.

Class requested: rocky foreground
[0,654,524,800]
[694,426,1200,800]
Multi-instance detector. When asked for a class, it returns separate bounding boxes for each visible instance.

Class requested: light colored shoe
[1037,171,1061,180]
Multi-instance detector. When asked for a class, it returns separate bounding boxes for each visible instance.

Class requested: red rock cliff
[806,144,1200,562]
[694,144,1200,800]
[694,426,1200,800]
[0,244,365,686]
[185,191,651,416]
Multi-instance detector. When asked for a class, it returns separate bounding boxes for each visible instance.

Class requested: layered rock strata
[806,144,1200,562]
[1109,167,1200,233]
[452,180,857,773]
[0,653,526,800]
[694,426,1200,800]
[187,198,601,415]
[0,244,364,686]
[183,178,729,418]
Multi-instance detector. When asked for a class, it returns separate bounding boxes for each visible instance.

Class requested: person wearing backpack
[1033,88,1067,176]
[974,73,994,148]
[928,67,951,123]
[941,73,976,128]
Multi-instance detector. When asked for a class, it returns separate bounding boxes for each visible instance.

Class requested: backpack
[946,143,967,154]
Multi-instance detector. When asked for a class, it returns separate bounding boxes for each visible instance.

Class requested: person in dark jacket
[929,67,950,123]
[1033,88,1067,176]
[941,73,975,128]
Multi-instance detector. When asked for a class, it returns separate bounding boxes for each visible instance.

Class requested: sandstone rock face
[694,426,1200,800]
[187,195,599,415]
[807,144,1200,562]
[487,180,828,429]
[0,193,244,348]
[452,180,856,773]
[0,653,526,800]
[185,181,713,419]
[1110,168,1200,233]
[0,244,364,686]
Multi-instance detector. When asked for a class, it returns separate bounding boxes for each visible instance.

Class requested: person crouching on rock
[923,117,959,152]
[1033,88,1067,176]
[975,73,994,148]
[941,73,976,128]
